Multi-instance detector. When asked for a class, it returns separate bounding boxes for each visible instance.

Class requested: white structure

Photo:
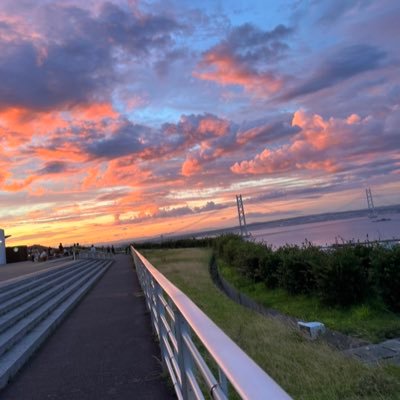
[0,229,6,265]
[298,321,326,340]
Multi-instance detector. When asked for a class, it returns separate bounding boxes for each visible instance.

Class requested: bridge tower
[236,194,250,238]
[365,187,377,218]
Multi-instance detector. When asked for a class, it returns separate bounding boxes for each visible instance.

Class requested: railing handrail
[131,246,292,400]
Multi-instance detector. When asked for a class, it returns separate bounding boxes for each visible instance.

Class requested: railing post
[148,276,158,334]
[218,368,229,397]
[156,286,167,373]
[175,310,195,400]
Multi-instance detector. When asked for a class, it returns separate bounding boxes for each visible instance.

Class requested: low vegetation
[219,260,400,343]
[214,234,400,312]
[142,247,400,400]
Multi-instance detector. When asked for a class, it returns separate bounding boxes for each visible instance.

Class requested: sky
[0,0,399,246]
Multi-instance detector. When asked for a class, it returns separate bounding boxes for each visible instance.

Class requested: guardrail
[131,246,292,400]
[76,250,114,260]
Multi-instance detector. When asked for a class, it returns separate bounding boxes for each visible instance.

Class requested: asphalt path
[1,254,176,400]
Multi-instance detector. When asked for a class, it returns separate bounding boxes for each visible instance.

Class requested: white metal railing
[131,246,292,400]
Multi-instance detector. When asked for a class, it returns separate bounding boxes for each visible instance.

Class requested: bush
[241,243,267,282]
[371,245,400,312]
[214,234,399,311]
[314,246,369,306]
[259,248,281,288]
[276,245,316,295]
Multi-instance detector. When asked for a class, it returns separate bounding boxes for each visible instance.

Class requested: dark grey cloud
[84,121,146,159]
[96,190,131,202]
[37,161,71,175]
[282,44,387,100]
[247,182,360,205]
[154,47,189,76]
[237,118,300,145]
[343,158,400,180]
[97,3,183,55]
[0,2,183,111]
[225,23,293,62]
[315,0,373,25]
[203,22,293,68]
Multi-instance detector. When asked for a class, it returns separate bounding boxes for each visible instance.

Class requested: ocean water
[251,213,400,248]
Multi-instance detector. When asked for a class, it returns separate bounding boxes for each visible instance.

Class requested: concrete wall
[0,229,6,265]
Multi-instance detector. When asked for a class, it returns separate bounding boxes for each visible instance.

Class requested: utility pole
[236,194,250,238]
[365,187,377,218]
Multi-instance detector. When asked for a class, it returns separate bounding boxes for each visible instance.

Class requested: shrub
[259,248,281,288]
[221,235,243,265]
[314,246,369,306]
[230,241,265,282]
[371,245,400,312]
[276,245,316,295]
[214,235,400,311]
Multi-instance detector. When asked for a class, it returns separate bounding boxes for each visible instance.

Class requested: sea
[251,213,400,248]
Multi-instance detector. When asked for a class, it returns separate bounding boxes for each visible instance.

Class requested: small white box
[298,321,326,340]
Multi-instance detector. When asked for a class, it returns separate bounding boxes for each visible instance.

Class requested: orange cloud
[71,103,118,121]
[0,107,69,146]
[198,116,230,136]
[2,176,36,192]
[195,53,283,96]
[182,157,202,177]
[346,114,361,124]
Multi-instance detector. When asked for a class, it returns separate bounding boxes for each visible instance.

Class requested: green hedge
[214,235,400,311]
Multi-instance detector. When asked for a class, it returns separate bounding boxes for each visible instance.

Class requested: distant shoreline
[136,204,400,243]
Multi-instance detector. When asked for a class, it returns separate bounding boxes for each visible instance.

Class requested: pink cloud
[194,52,283,96]
[2,176,36,192]
[231,110,368,175]
[182,157,202,177]
[198,116,230,137]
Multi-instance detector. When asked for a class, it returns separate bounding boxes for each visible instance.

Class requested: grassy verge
[219,259,400,343]
[141,247,400,400]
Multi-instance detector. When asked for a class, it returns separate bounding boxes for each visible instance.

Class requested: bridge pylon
[236,194,250,238]
[365,187,377,218]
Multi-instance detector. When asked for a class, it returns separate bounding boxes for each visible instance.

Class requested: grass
[141,247,400,400]
[218,260,400,343]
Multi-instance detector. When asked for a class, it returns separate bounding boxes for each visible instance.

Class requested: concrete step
[0,262,102,336]
[0,260,112,389]
[0,260,101,316]
[0,259,94,303]
[0,259,81,292]
[0,262,104,357]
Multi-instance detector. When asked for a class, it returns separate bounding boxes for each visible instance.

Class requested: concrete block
[381,339,400,352]
[298,321,326,340]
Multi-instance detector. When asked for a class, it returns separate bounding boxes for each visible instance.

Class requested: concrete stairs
[0,258,112,389]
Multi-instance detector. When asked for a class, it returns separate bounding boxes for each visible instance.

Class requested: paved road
[1,254,176,400]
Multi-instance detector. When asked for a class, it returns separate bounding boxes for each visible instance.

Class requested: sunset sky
[1,0,399,246]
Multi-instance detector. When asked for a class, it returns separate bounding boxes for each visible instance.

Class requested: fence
[209,258,297,326]
[76,250,114,260]
[131,246,292,400]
